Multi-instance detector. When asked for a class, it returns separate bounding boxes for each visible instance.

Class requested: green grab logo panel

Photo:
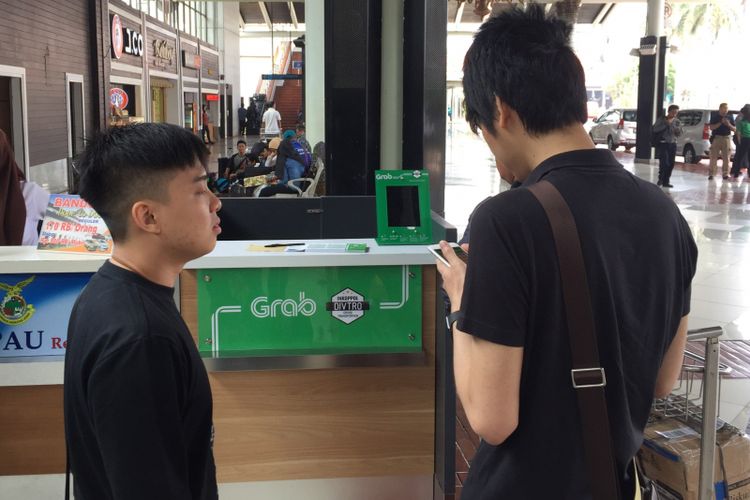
[197,266,422,356]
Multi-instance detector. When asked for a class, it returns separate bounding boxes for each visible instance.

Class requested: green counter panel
[197,265,422,356]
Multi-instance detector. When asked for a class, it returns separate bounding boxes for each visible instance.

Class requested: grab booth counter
[0,196,458,499]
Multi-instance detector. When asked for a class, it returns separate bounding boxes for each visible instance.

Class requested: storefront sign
[124,27,144,57]
[197,266,422,356]
[205,94,219,101]
[152,39,175,67]
[111,14,124,59]
[37,195,112,255]
[182,50,201,69]
[0,273,93,357]
[109,87,129,110]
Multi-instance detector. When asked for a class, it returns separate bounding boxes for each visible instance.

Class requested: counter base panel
[0,385,65,474]
[181,268,438,483]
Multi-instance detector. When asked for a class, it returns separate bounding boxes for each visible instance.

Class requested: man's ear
[494,96,514,130]
[130,201,161,235]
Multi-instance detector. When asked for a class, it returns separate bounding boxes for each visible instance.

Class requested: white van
[675,109,737,164]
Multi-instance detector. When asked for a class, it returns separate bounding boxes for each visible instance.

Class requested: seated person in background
[265,138,280,171]
[295,124,311,153]
[274,130,310,185]
[224,140,252,180]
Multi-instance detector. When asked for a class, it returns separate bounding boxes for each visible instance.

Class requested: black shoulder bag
[527,180,623,500]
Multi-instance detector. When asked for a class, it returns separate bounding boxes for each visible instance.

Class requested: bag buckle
[571,367,607,389]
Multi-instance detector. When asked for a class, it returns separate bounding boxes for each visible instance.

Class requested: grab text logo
[250,292,317,318]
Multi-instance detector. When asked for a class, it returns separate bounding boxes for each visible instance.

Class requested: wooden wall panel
[180,267,437,483]
[0,385,65,474]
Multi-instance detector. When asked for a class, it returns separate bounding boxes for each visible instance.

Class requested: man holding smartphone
[435,5,697,499]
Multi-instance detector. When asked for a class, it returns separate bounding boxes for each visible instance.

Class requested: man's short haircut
[296,124,305,132]
[720,102,728,108]
[267,101,274,108]
[668,104,679,113]
[462,4,587,136]
[77,123,208,242]
[237,139,247,146]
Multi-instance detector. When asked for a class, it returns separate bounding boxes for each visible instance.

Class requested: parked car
[675,109,737,164]
[589,109,637,150]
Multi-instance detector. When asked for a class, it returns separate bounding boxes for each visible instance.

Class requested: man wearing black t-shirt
[708,103,736,180]
[436,6,697,500]
[64,123,221,500]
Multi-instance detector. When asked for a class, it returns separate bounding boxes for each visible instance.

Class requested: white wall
[220,2,243,136]
[305,0,325,146]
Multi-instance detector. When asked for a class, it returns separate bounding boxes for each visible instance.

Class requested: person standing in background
[731,104,750,179]
[238,98,247,136]
[707,103,735,180]
[652,104,682,188]
[262,101,282,139]
[0,129,26,245]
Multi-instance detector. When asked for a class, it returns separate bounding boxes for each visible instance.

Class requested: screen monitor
[375,170,431,245]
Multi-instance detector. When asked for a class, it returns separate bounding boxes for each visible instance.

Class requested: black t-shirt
[64,261,217,500]
[458,149,697,500]
[710,112,735,136]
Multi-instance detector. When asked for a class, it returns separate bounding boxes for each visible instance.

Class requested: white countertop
[0,239,437,274]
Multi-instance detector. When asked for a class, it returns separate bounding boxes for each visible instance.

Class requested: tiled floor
[444,128,750,498]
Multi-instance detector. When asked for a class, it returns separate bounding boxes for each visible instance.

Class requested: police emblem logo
[0,276,36,326]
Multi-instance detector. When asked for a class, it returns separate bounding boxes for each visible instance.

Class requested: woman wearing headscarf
[0,129,26,245]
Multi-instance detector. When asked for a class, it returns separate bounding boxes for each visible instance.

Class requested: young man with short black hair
[652,104,682,187]
[436,6,697,499]
[64,123,221,500]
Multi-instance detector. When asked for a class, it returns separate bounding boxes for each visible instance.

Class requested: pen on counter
[264,243,306,248]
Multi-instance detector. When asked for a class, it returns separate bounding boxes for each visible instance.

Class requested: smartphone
[428,243,468,267]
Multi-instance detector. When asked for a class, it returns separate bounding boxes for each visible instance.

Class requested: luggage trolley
[649,326,737,500]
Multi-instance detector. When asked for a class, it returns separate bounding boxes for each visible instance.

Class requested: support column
[635,0,666,161]
[380,0,404,170]
[305,0,325,147]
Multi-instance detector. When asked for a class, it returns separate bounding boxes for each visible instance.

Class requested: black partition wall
[324,0,382,196]
[403,0,448,216]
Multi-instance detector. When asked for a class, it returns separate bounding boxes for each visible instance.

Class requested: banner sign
[197,266,422,356]
[0,273,92,357]
[37,195,112,255]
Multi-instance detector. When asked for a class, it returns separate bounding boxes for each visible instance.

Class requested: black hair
[462,4,587,136]
[77,123,208,242]
[667,104,679,113]
[237,139,247,146]
[296,124,305,131]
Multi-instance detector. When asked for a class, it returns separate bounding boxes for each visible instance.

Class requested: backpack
[650,127,665,147]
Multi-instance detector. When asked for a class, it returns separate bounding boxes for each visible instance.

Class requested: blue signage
[0,273,92,357]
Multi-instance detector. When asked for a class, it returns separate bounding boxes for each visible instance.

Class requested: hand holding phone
[428,242,468,267]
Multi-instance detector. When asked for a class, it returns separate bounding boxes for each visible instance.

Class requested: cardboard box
[637,417,750,500]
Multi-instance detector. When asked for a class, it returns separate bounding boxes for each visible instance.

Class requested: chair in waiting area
[254,159,325,198]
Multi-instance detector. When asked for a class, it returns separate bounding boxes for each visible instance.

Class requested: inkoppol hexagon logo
[0,276,36,326]
[326,288,370,324]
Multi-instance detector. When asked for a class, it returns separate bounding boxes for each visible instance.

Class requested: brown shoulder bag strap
[527,180,622,500]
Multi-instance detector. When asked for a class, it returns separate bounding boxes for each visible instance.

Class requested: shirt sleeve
[87,336,192,499]
[458,196,530,347]
[677,214,698,316]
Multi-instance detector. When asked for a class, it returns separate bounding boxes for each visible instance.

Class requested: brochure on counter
[36,195,113,255]
[247,242,369,253]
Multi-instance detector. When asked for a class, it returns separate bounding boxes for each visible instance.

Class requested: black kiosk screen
[386,185,421,227]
